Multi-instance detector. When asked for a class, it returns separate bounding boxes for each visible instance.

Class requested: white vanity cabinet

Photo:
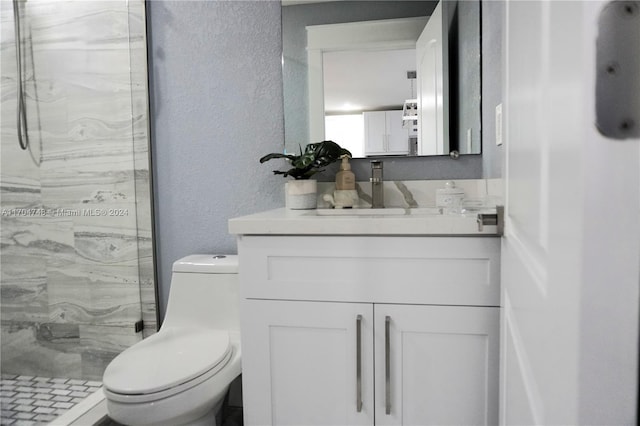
[364,110,409,156]
[238,235,500,426]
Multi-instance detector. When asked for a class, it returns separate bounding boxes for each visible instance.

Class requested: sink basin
[406,207,442,216]
[312,207,442,217]
[314,208,407,216]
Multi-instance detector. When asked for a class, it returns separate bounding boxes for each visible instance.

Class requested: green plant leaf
[259,152,296,163]
[259,141,352,179]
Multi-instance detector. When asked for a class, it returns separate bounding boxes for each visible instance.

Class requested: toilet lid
[103,327,231,395]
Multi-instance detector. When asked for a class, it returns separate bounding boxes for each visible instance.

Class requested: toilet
[102,255,241,426]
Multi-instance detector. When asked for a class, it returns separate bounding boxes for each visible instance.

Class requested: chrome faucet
[370,160,384,208]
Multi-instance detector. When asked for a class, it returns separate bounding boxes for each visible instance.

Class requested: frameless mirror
[282,0,481,158]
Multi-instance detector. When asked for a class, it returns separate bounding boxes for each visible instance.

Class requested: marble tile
[0,374,102,424]
[0,177,42,210]
[0,276,47,324]
[0,322,81,379]
[79,324,141,380]
[73,209,139,257]
[30,2,130,50]
[486,178,504,201]
[318,179,493,209]
[397,180,437,207]
[47,259,141,327]
[0,218,49,324]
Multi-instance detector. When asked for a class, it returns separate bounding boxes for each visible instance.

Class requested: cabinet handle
[385,315,391,415]
[356,314,363,412]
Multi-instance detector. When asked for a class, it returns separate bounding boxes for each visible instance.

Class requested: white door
[501,1,639,424]
[416,0,448,156]
[241,299,375,426]
[375,304,499,426]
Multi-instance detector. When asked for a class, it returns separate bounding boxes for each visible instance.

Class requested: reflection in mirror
[306,17,428,157]
[282,0,481,159]
[323,47,418,157]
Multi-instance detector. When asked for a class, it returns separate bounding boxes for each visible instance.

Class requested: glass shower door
[0,0,156,422]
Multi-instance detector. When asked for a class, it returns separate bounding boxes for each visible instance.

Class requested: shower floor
[0,374,101,425]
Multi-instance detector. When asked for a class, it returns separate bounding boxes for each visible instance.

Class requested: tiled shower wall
[0,0,156,380]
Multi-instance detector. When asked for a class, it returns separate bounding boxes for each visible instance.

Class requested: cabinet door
[242,299,374,426]
[385,110,410,155]
[364,111,387,155]
[375,304,499,426]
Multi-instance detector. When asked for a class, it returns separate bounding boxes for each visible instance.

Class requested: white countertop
[228,208,500,236]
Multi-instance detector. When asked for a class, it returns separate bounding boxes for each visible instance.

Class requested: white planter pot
[285,180,317,210]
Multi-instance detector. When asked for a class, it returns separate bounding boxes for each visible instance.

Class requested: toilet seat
[103,327,232,402]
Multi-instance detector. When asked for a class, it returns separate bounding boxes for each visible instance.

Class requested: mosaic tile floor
[0,374,101,425]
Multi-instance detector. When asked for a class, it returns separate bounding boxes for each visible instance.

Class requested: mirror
[282,0,481,158]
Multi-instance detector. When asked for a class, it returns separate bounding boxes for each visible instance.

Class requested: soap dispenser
[335,155,355,190]
[330,155,358,208]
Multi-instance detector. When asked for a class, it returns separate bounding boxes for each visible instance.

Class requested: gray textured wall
[481,0,504,178]
[454,0,482,154]
[147,0,502,319]
[147,1,284,319]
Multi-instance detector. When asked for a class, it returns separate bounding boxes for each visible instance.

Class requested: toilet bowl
[102,255,240,426]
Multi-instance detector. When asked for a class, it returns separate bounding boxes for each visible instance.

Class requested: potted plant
[260,140,351,209]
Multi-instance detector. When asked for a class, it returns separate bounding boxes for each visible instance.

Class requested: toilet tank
[162,255,239,331]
